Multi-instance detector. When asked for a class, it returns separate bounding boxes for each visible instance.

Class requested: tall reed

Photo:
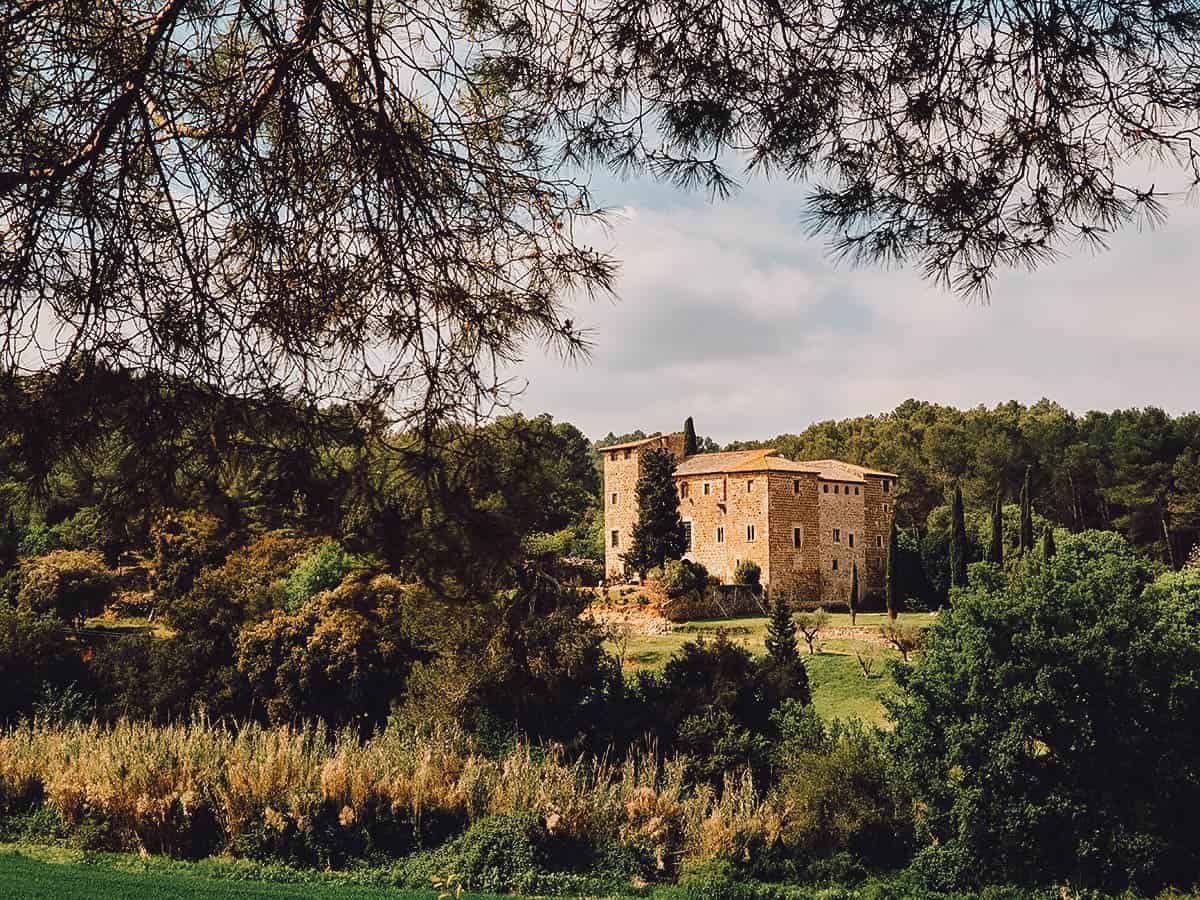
[0,719,778,866]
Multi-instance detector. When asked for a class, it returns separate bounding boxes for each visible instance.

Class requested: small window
[611,492,617,506]
[876,535,883,548]
[849,533,855,548]
[833,528,841,543]
[855,486,860,495]
[883,479,890,494]
[611,530,619,548]
[624,448,631,460]
[610,451,618,462]
[883,503,890,516]
[793,479,800,494]
[823,484,829,493]
[747,524,756,541]
[793,527,802,549]
[683,521,693,550]
[680,482,689,499]
[833,484,839,494]
[747,479,754,493]
[832,558,839,572]
[703,482,711,496]
[716,526,725,544]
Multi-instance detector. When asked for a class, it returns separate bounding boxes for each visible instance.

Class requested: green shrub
[770,714,911,869]
[662,558,708,598]
[277,541,362,612]
[398,812,548,894]
[734,559,761,587]
[16,550,113,625]
[53,507,113,555]
[0,601,84,725]
[675,859,759,900]
[891,530,1200,893]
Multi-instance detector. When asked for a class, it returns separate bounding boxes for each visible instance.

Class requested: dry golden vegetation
[0,719,781,868]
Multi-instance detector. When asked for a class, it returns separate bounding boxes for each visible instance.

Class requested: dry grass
[0,720,783,866]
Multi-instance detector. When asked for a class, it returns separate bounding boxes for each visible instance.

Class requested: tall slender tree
[886,520,900,621]
[765,593,799,664]
[682,417,699,457]
[950,483,969,591]
[989,487,1005,565]
[1020,466,1035,555]
[849,562,860,625]
[624,448,687,576]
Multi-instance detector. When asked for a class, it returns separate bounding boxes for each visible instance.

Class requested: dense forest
[3,373,1200,895]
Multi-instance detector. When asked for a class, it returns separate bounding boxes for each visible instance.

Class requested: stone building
[602,432,897,605]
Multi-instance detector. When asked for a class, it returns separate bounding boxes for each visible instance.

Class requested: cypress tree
[849,562,860,625]
[682,416,698,457]
[886,520,900,621]
[765,593,799,664]
[989,487,1004,565]
[949,482,968,591]
[1019,465,1034,555]
[1043,526,1056,558]
[624,448,688,575]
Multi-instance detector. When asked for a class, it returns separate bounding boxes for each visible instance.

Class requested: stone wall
[859,474,896,599]
[816,479,867,605]
[677,471,771,584]
[765,471,821,600]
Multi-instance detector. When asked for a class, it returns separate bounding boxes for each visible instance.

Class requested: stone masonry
[602,433,897,605]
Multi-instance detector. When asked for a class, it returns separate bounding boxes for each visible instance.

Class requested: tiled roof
[799,459,899,481]
[599,433,679,452]
[673,450,897,480]
[673,449,776,475]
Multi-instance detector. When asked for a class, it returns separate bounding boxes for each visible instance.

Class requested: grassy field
[0,845,504,900]
[609,612,936,727]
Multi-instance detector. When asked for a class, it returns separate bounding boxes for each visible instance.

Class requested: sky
[511,164,1200,446]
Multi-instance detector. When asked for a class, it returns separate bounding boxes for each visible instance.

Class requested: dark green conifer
[1020,466,1034,555]
[950,482,968,591]
[989,487,1004,565]
[682,417,698,457]
[886,520,900,621]
[1043,526,1056,558]
[765,593,799,664]
[849,562,860,625]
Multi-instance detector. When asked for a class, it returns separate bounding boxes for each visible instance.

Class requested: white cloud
[513,174,1200,443]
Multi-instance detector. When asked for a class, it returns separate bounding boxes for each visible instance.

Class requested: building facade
[601,433,897,605]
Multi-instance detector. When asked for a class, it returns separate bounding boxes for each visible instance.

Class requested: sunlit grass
[609,612,936,728]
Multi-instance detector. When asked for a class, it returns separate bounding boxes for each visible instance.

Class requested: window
[611,530,619,548]
[747,524,756,541]
[823,483,829,493]
[747,479,754,492]
[793,479,800,494]
[849,533,855,548]
[833,484,839,494]
[793,527,802,549]
[883,479,890,494]
[883,503,890,516]
[703,482,711,496]
[624,448,631,460]
[855,486,860,495]
[680,482,689,499]
[716,526,725,544]
[833,528,841,543]
[832,558,839,571]
[610,451,618,462]
[611,492,617,506]
[876,535,883,548]
[683,521,693,550]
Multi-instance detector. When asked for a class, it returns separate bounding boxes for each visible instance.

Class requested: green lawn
[610,612,935,727]
[0,846,502,900]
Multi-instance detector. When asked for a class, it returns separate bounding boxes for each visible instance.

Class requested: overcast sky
[512,166,1200,446]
